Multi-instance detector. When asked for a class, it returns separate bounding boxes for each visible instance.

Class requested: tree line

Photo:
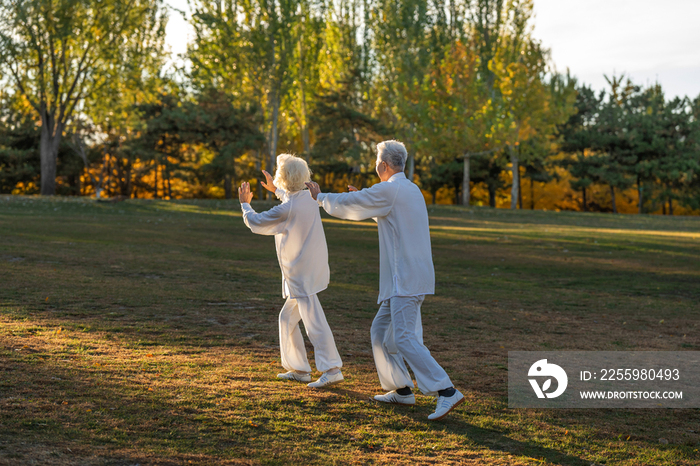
[1,0,698,213]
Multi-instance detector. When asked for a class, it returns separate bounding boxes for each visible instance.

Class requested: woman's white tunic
[241,189,329,299]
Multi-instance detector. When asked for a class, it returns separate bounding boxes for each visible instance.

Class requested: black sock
[396,386,412,396]
[438,387,456,397]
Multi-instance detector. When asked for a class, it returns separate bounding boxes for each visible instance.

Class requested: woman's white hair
[377,140,407,170]
[273,154,312,192]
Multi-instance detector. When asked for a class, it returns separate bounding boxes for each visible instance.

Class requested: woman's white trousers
[278,294,342,373]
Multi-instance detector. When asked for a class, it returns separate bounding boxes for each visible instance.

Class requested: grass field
[1,194,699,465]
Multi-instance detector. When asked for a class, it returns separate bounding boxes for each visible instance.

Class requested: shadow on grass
[319,384,592,463]
[0,353,254,464]
[0,307,590,466]
[3,306,699,465]
[432,422,589,466]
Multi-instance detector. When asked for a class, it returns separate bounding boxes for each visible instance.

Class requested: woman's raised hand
[348,185,358,192]
[261,170,277,193]
[238,181,253,204]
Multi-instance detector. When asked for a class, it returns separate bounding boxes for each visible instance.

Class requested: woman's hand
[261,170,277,193]
[238,181,253,204]
[348,185,358,192]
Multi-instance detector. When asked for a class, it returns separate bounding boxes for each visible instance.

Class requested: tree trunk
[407,151,415,182]
[96,152,107,199]
[267,93,280,201]
[638,176,643,214]
[668,197,674,216]
[509,146,518,210]
[301,113,310,159]
[224,173,233,199]
[39,113,62,195]
[298,41,311,160]
[462,153,470,206]
[488,185,496,208]
[166,165,173,199]
[154,162,159,199]
[255,154,263,200]
[610,185,617,213]
[116,158,124,195]
[432,191,436,205]
[126,164,133,198]
[518,172,523,209]
[662,202,666,215]
[530,178,535,210]
[70,173,80,196]
[582,187,587,212]
[105,154,112,197]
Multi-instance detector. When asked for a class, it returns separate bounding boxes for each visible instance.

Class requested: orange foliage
[420,167,700,215]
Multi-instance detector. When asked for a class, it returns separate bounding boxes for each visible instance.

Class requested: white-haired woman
[238,154,343,388]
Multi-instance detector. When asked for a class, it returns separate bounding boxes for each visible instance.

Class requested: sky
[531,0,700,99]
[164,0,700,99]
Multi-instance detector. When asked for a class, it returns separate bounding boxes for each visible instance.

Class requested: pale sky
[164,0,700,99]
[532,0,700,99]
[164,0,191,65]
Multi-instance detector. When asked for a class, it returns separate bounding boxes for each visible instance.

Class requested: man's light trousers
[278,294,342,374]
[371,295,452,396]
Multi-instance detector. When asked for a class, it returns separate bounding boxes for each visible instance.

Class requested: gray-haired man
[305,140,464,420]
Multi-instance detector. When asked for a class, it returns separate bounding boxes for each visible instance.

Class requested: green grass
[0,194,699,465]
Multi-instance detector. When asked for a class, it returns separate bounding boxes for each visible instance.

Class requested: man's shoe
[277,371,311,383]
[428,389,464,420]
[307,371,344,388]
[373,390,416,405]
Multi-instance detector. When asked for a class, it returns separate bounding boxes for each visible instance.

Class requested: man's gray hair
[377,140,407,170]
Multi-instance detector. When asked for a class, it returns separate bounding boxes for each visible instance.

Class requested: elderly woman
[238,154,343,388]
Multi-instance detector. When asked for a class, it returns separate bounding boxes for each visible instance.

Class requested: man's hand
[305,181,321,200]
[238,181,253,204]
[261,170,277,193]
[348,185,358,192]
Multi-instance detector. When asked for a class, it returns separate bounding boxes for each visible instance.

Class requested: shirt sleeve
[241,202,290,236]
[274,188,288,202]
[317,182,398,221]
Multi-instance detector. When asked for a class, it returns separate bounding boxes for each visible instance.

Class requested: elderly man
[305,140,464,421]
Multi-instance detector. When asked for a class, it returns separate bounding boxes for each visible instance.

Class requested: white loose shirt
[316,172,435,304]
[241,188,330,299]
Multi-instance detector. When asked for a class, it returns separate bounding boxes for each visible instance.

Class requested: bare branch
[46,1,60,105]
[6,61,41,112]
[59,0,140,124]
[19,6,48,108]
[58,44,94,122]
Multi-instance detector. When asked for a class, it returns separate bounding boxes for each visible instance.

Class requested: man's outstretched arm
[305,181,396,221]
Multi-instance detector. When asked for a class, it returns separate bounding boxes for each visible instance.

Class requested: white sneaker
[428,389,465,421]
[307,371,344,388]
[373,390,416,405]
[277,371,311,383]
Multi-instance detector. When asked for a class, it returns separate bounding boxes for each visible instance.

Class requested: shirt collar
[388,172,407,182]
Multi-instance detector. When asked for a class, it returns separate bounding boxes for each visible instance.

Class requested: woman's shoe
[307,371,344,388]
[277,371,312,383]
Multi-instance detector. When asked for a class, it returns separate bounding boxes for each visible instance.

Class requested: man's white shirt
[241,188,330,299]
[316,172,435,304]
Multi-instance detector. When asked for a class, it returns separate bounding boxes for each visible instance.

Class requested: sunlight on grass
[0,196,698,465]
